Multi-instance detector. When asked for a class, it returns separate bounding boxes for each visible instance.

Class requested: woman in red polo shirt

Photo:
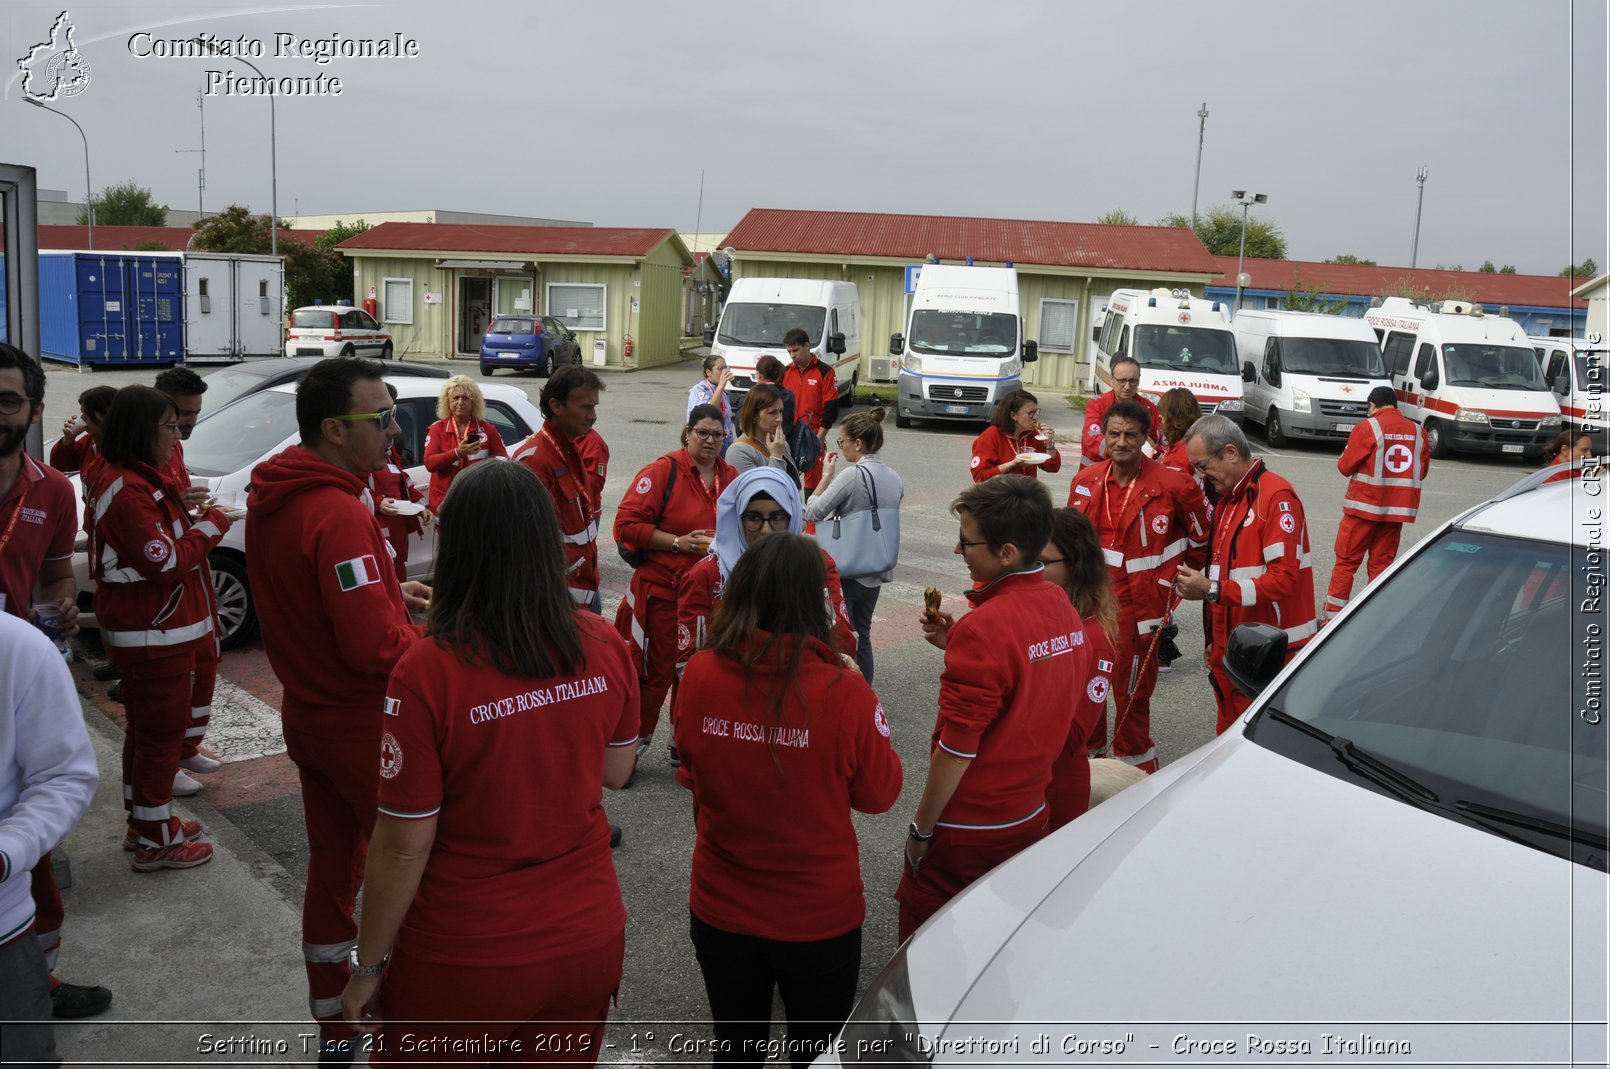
[970,389,1060,481]
[423,376,507,511]
[340,461,638,1064]
[674,533,902,1069]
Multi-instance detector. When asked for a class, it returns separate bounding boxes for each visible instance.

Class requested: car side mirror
[1225,623,1289,699]
[1241,360,1256,383]
[702,326,716,347]
[889,333,905,356]
[1420,369,1439,392]
[1023,340,1038,364]
[827,331,847,355]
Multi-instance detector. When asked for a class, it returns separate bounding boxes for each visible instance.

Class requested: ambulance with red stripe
[1529,335,1607,446]
[1365,297,1561,460]
[1092,288,1243,424]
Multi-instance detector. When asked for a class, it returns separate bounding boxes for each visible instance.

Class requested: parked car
[479,315,581,376]
[199,355,449,412]
[283,305,393,360]
[824,467,1606,1067]
[69,376,541,648]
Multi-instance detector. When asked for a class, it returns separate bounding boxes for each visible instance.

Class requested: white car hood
[910,740,1606,1063]
[1440,384,1560,418]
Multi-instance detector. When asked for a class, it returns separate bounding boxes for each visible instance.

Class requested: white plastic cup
[32,602,71,661]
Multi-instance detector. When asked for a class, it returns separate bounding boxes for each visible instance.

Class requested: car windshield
[1250,528,1603,866]
[1442,344,1549,390]
[489,318,536,335]
[199,366,278,411]
[183,390,298,477]
[291,309,336,330]
[716,303,823,347]
[1134,325,1236,373]
[1280,338,1387,377]
[909,310,1017,356]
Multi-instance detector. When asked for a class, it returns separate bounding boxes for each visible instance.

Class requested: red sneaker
[123,819,204,852]
[130,839,214,872]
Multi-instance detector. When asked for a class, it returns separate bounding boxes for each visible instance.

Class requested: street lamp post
[1410,166,1428,268]
[194,39,276,256]
[1231,189,1268,314]
[25,98,93,250]
[1191,102,1209,231]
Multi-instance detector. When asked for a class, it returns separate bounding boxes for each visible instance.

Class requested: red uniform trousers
[614,577,678,740]
[284,728,380,1041]
[1110,598,1161,773]
[118,651,200,847]
[1324,514,1404,616]
[1046,751,1091,831]
[895,816,1047,942]
[374,930,625,1066]
[1208,655,1255,736]
[30,859,63,972]
[181,642,218,761]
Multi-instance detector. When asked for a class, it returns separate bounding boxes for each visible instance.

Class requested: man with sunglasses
[1080,356,1160,470]
[1173,415,1316,736]
[245,357,430,1063]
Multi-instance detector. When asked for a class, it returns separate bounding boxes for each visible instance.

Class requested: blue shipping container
[40,251,184,366]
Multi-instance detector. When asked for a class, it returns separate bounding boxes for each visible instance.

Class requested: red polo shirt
[0,455,77,619]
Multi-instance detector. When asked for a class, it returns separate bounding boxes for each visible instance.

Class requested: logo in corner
[142,538,169,563]
[1150,514,1169,535]
[17,12,91,102]
[1086,676,1110,705]
[379,732,403,779]
[873,703,891,738]
[634,476,653,496]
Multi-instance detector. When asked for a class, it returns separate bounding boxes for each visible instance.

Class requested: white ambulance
[1364,297,1561,459]
[1093,288,1243,423]
[707,277,861,406]
[1529,335,1608,444]
[1234,309,1390,447]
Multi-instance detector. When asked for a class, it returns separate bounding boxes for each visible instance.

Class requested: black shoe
[668,742,681,768]
[610,823,623,849]
[51,980,113,1019]
[91,662,121,682]
[317,1037,356,1064]
[107,681,123,703]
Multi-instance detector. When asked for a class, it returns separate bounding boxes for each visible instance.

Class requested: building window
[547,283,607,331]
[1265,296,1280,310]
[383,278,414,325]
[1037,298,1079,352]
[198,277,211,314]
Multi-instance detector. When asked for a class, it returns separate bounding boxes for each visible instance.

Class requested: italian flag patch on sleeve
[335,555,383,592]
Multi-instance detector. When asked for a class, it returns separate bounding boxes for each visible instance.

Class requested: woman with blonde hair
[423,375,507,510]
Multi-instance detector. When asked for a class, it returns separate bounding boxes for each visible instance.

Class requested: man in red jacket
[1080,356,1159,469]
[245,358,430,1063]
[780,328,838,495]
[899,475,1090,940]
[1323,386,1430,620]
[512,365,605,610]
[1066,400,1209,772]
[1174,415,1317,735]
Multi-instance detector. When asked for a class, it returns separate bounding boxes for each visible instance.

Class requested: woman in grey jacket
[726,384,796,481]
[804,407,903,681]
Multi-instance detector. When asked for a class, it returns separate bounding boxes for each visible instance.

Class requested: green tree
[1561,257,1600,278]
[1478,260,1497,273]
[1159,206,1287,259]
[78,180,168,226]
[312,219,371,305]
[1499,265,1517,274]
[1281,273,1349,314]
[189,204,334,308]
[1325,254,1377,266]
[1096,209,1137,226]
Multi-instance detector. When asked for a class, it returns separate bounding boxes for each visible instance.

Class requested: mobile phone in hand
[465,431,482,443]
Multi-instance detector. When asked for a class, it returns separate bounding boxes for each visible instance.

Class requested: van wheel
[840,371,858,410]
[339,345,355,358]
[1425,419,1450,459]
[210,553,257,650]
[536,351,551,379]
[1264,408,1287,448]
[895,411,912,429]
[380,343,394,361]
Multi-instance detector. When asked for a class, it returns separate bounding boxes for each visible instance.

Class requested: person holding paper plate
[805,408,903,682]
[969,389,1060,482]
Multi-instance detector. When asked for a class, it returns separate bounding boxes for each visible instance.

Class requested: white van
[1364,297,1562,459]
[888,264,1037,428]
[1093,288,1243,423]
[1234,309,1390,447]
[1529,335,1608,443]
[706,278,860,405]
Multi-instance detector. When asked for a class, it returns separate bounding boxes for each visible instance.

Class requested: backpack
[790,419,824,474]
[616,457,677,567]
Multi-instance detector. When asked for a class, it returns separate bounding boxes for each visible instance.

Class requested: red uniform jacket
[676,546,858,664]
[423,417,508,511]
[932,568,1090,829]
[576,429,610,527]
[612,450,737,596]
[1207,459,1317,654]
[1338,407,1430,523]
[47,430,93,474]
[674,633,902,941]
[1048,616,1116,829]
[246,446,420,740]
[1067,458,1210,633]
[1157,439,1193,479]
[0,455,79,620]
[87,458,229,663]
[969,424,1062,482]
[781,355,838,435]
[366,444,425,580]
[1080,392,1160,468]
[513,425,600,604]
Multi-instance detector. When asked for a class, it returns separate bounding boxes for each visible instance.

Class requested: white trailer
[183,252,285,362]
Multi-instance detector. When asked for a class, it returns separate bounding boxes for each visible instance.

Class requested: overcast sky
[5,0,1606,276]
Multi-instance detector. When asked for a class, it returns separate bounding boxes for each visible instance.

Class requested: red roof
[721,208,1221,275]
[1211,256,1586,310]
[338,222,679,259]
[39,224,323,252]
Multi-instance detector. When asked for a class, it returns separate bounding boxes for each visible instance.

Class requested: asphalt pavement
[34,354,1532,1065]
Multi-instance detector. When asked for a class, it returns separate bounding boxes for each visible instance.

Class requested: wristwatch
[672,536,682,554]
[348,946,390,977]
[908,821,935,842]
[1205,580,1220,603]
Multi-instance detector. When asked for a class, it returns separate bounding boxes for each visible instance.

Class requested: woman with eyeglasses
[88,386,232,872]
[424,375,507,511]
[1038,508,1119,828]
[677,466,857,680]
[613,404,739,768]
[970,389,1060,482]
[725,383,795,480]
[686,355,736,453]
[340,461,638,1064]
[804,407,903,682]
[674,533,902,1069]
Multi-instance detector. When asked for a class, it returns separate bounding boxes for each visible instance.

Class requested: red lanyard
[0,467,33,561]
[1099,473,1138,550]
[541,425,591,517]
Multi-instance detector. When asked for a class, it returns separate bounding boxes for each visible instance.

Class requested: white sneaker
[172,770,203,797]
[180,751,222,773]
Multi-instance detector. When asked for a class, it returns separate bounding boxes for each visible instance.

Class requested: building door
[458,276,491,355]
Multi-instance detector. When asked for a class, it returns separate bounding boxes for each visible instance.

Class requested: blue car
[479,315,580,377]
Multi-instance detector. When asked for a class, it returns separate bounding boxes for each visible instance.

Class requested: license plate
[1501,444,1523,454]
[945,404,970,415]
[1333,423,1354,433]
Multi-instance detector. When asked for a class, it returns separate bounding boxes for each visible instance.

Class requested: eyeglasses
[0,391,37,415]
[333,407,399,429]
[1113,377,1141,388]
[740,509,791,532]
[1191,447,1226,474]
[1039,556,1068,565]
[159,421,181,434]
[957,530,995,550]
[689,428,723,441]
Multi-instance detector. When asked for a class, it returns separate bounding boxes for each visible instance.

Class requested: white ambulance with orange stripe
[1093,288,1243,423]
[1529,335,1608,445]
[1364,297,1561,459]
